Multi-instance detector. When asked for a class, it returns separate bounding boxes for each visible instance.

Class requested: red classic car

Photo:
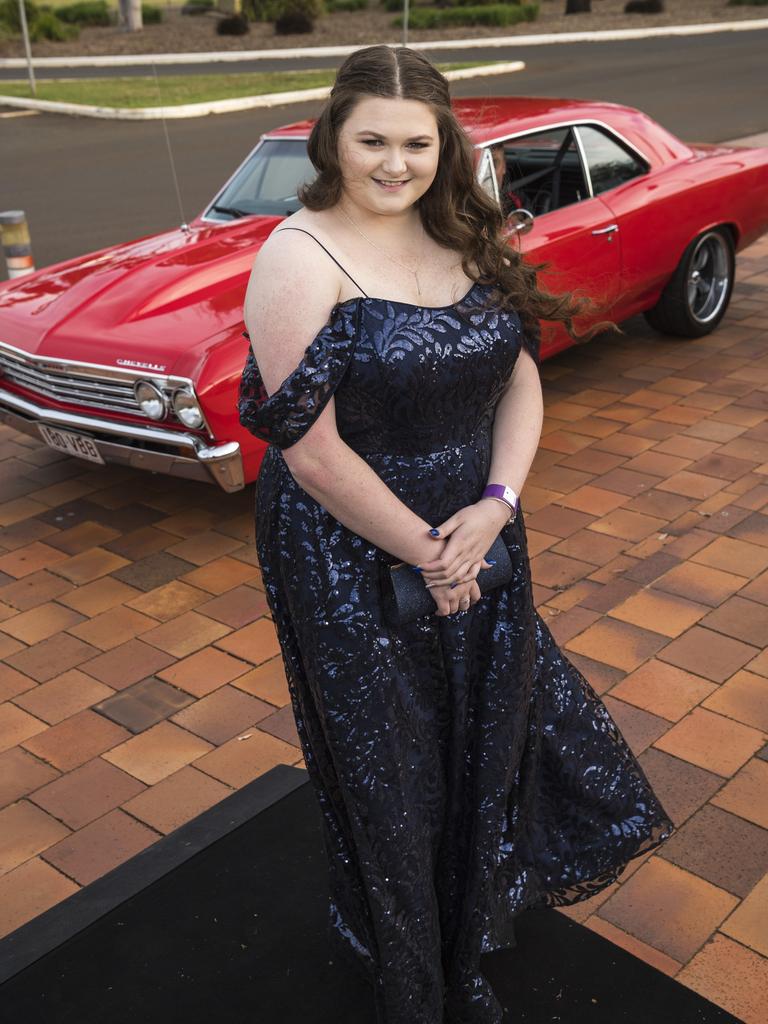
[1,96,766,492]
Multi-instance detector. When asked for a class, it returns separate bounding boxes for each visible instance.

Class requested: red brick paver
[0,233,767,1024]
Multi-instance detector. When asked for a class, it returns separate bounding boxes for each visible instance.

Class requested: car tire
[643,227,735,338]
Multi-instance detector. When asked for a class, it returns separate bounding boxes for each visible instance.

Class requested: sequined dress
[238,238,676,1024]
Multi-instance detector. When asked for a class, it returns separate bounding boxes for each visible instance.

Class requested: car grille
[0,349,148,416]
[0,345,206,431]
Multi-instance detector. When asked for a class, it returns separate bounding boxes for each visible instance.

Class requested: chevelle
[1,97,766,492]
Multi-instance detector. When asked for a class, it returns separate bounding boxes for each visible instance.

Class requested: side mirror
[504,208,534,236]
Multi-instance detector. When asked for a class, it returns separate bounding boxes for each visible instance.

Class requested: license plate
[37,424,105,464]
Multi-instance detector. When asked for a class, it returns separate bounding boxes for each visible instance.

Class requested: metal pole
[402,0,409,47]
[17,0,36,97]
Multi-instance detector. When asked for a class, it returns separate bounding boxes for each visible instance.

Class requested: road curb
[0,60,525,120]
[0,17,767,69]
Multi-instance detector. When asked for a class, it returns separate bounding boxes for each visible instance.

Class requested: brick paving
[0,237,767,1022]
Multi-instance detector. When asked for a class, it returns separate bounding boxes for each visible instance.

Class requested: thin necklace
[338,204,426,300]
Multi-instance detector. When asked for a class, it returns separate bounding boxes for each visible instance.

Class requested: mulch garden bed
[0,0,764,59]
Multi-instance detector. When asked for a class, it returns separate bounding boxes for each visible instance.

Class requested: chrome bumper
[0,388,245,493]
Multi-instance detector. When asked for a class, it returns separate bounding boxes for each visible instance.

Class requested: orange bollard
[0,210,36,278]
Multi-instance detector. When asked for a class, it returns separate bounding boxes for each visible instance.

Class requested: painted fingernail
[449,582,457,589]
[487,559,496,565]
[429,528,440,536]
[410,565,423,573]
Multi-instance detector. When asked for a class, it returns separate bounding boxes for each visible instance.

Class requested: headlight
[172,387,204,429]
[134,380,167,420]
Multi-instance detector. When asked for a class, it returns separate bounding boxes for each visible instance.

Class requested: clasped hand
[416,500,510,617]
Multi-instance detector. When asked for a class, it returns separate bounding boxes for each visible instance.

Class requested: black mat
[0,765,742,1023]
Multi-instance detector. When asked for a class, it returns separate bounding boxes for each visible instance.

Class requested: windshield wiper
[211,204,252,219]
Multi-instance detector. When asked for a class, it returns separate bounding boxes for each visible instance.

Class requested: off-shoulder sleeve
[238,301,361,450]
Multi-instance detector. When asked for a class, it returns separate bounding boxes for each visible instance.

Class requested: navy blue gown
[238,242,675,1024]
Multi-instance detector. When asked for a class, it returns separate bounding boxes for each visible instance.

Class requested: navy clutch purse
[383,533,513,625]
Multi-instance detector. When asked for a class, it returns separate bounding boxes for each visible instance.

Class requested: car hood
[0,215,281,378]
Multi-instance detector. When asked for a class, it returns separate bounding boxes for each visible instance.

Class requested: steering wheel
[505,133,571,216]
[508,164,560,216]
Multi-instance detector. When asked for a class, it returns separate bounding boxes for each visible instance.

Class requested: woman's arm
[412,346,543,587]
[484,346,543,500]
[287,434,453,567]
[289,349,543,580]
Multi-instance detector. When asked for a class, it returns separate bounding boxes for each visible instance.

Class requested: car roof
[265,96,635,145]
[263,95,685,166]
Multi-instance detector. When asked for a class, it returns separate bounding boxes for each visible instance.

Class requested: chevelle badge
[116,359,168,372]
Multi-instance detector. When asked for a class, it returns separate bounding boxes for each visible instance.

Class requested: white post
[17,0,36,97]
[0,211,36,279]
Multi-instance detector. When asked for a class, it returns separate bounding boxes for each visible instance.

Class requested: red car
[1,97,766,492]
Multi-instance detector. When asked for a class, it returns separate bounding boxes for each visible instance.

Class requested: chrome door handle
[592,224,619,235]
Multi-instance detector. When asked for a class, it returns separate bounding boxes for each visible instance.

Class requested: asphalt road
[2,28,767,268]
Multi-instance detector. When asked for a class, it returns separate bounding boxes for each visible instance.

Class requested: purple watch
[481,483,518,523]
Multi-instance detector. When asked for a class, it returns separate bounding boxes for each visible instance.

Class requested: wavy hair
[297,44,623,349]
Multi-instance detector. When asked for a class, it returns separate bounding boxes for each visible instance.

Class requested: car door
[480,125,623,358]
[573,123,665,318]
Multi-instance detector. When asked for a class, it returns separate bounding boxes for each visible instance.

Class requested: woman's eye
[360,140,429,149]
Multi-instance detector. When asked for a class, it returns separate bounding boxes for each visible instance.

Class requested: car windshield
[206,137,315,220]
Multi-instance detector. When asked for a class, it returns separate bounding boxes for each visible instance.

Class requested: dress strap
[274,226,370,298]
[242,226,370,340]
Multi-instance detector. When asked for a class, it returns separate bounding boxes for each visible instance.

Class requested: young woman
[239,44,675,1024]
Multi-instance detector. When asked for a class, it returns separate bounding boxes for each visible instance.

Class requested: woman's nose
[380,149,408,175]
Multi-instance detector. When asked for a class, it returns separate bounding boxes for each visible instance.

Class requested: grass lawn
[29,0,189,6]
[0,61,492,107]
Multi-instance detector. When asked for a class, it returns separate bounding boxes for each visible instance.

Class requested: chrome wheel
[686,231,730,324]
[644,226,735,339]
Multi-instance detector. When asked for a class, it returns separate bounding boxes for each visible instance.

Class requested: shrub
[392,2,537,28]
[181,0,214,12]
[273,0,324,32]
[55,1,110,25]
[29,9,80,39]
[326,0,366,10]
[216,11,250,32]
[0,0,39,30]
[275,8,313,30]
[142,3,162,22]
[624,0,663,12]
[445,0,524,6]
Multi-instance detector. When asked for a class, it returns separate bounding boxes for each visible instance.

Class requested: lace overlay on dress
[237,280,675,1024]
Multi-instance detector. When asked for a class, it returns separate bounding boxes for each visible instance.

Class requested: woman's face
[336,95,440,217]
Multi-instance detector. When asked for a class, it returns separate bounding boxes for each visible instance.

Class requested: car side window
[488,127,590,219]
[575,125,648,194]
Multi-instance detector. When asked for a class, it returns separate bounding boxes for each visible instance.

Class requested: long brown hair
[298,44,622,349]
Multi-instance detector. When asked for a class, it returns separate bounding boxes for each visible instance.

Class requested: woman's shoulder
[250,214,340,292]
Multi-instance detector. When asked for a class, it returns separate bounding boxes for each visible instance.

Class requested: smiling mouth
[373,178,410,184]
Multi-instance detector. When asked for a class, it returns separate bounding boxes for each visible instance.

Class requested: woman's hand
[418,499,511,589]
[429,576,482,617]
